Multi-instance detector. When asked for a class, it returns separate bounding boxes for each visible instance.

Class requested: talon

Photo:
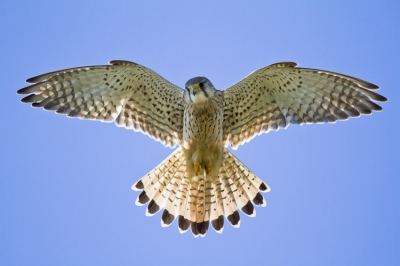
[205,161,212,174]
[194,162,200,176]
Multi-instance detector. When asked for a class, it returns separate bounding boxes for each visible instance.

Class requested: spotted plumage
[18,60,386,237]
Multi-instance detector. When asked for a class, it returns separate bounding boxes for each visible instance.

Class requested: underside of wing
[18,60,185,148]
[222,62,387,149]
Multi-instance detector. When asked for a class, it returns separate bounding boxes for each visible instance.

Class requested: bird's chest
[183,100,223,148]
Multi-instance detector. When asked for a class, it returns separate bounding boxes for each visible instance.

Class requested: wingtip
[26,76,41,84]
[17,88,28,95]
[378,95,388,102]
[367,83,380,90]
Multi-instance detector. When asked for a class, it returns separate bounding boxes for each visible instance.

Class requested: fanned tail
[132,148,186,219]
[132,147,270,237]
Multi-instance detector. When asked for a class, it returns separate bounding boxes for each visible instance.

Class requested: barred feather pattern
[133,147,270,237]
[223,62,387,149]
[17,60,185,148]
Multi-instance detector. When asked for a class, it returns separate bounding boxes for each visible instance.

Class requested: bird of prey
[18,60,386,237]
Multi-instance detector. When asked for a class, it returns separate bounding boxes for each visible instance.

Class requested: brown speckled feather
[18,60,185,148]
[223,62,387,149]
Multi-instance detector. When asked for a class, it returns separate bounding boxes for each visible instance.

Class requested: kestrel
[18,60,386,237]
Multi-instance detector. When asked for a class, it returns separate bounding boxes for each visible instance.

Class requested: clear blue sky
[1,1,399,265]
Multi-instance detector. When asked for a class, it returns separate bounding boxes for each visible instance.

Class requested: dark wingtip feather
[366,90,387,102]
[67,110,79,118]
[17,89,26,95]
[211,215,224,232]
[42,98,64,110]
[25,69,64,83]
[17,84,37,94]
[368,101,383,111]
[227,210,240,226]
[241,201,255,216]
[138,191,150,204]
[364,82,379,90]
[377,95,388,102]
[147,200,160,215]
[26,76,43,83]
[21,94,39,103]
[358,108,372,115]
[178,215,190,232]
[161,210,175,226]
[354,78,379,90]
[252,192,264,206]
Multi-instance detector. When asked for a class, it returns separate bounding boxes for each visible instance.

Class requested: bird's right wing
[18,60,185,148]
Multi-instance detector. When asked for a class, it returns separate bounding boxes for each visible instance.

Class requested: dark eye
[199,82,204,89]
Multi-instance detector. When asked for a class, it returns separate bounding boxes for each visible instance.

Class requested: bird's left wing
[18,60,185,148]
[223,62,387,149]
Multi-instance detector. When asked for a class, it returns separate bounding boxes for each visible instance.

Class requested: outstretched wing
[18,60,185,148]
[223,62,387,149]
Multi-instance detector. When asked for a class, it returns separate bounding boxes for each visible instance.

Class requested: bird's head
[185,77,216,105]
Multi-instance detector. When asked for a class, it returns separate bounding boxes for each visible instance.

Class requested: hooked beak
[188,84,200,96]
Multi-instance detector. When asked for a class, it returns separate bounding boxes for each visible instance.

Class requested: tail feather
[133,147,270,237]
[154,173,180,220]
[192,177,211,237]
[182,182,193,233]
[223,150,269,207]
[217,169,238,228]
[148,158,186,217]
[188,181,199,237]
[143,173,168,216]
[220,167,241,228]
[161,164,186,227]
[227,167,257,215]
[202,180,213,234]
[178,178,191,233]
[231,172,255,217]
[162,175,186,226]
[133,148,183,208]
[222,159,255,217]
[211,180,225,233]
[133,148,183,191]
[208,181,218,228]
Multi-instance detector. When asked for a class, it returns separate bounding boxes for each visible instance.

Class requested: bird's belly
[182,104,223,178]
